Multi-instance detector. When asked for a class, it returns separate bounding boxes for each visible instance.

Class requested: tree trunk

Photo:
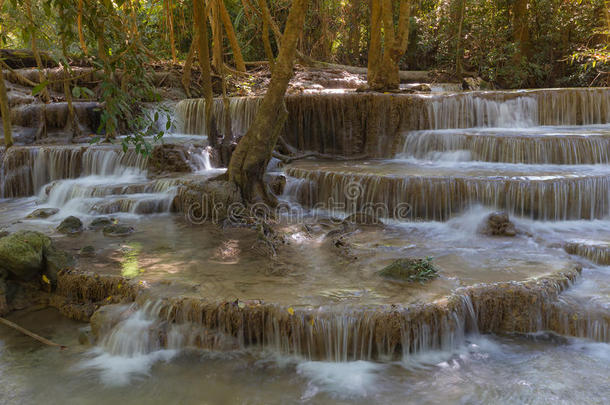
[25,0,50,103]
[512,0,529,62]
[210,0,223,73]
[259,0,275,69]
[218,0,246,72]
[77,0,88,55]
[367,0,411,90]
[182,35,197,97]
[193,0,217,147]
[58,4,80,139]
[454,0,466,79]
[227,0,309,203]
[0,70,12,148]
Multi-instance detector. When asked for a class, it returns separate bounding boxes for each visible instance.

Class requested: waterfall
[174,88,610,158]
[399,129,610,164]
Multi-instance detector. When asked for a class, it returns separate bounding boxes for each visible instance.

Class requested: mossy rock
[0,231,52,281]
[379,258,439,283]
[57,216,84,235]
[89,217,113,230]
[103,224,135,237]
[45,247,74,285]
[79,245,96,257]
[26,208,59,219]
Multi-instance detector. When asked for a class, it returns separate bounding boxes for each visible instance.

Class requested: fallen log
[0,316,67,349]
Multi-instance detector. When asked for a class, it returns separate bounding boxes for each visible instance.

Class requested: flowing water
[1,88,610,404]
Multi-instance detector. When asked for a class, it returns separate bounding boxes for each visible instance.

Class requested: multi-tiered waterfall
[1,88,609,403]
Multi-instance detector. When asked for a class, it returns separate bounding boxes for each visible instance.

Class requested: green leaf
[32,81,49,96]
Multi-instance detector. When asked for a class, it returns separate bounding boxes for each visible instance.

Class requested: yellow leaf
[309,318,314,326]
[42,275,50,284]
[287,307,295,316]
[106,296,112,301]
[117,283,122,290]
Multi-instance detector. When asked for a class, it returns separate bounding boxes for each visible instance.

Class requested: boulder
[0,230,9,238]
[57,216,84,235]
[79,245,96,257]
[26,207,59,219]
[478,211,517,237]
[0,231,52,281]
[45,247,74,285]
[148,144,192,174]
[379,258,439,282]
[90,304,132,340]
[89,217,113,230]
[103,224,135,237]
[175,179,242,224]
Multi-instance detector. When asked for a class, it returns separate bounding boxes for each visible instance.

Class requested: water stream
[1,88,609,403]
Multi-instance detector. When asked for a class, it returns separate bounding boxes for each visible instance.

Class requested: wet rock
[478,211,517,237]
[267,174,287,195]
[0,231,52,281]
[0,230,9,238]
[78,329,93,346]
[26,207,59,219]
[57,216,84,235]
[79,245,96,257]
[148,144,192,174]
[379,258,439,283]
[89,217,113,230]
[462,76,491,91]
[90,304,132,340]
[175,179,242,223]
[410,83,432,92]
[45,247,74,285]
[103,224,135,237]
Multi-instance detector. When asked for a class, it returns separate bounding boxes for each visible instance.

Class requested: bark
[182,35,197,97]
[259,0,275,69]
[58,4,80,138]
[210,0,223,73]
[193,0,218,147]
[165,0,177,62]
[0,69,12,148]
[78,0,88,55]
[25,0,50,103]
[454,0,466,79]
[218,0,247,72]
[227,0,309,203]
[367,0,411,90]
[512,0,530,62]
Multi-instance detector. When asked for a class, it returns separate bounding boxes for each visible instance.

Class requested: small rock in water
[0,230,9,238]
[379,258,439,283]
[26,208,59,219]
[57,216,84,235]
[478,211,517,237]
[103,224,135,237]
[89,217,113,230]
[79,245,96,257]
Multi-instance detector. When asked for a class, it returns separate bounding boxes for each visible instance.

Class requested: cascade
[175,88,610,158]
[399,129,610,164]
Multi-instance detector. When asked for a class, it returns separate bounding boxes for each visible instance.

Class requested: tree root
[272,150,369,164]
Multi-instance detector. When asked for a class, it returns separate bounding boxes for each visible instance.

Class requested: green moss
[379,257,439,283]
